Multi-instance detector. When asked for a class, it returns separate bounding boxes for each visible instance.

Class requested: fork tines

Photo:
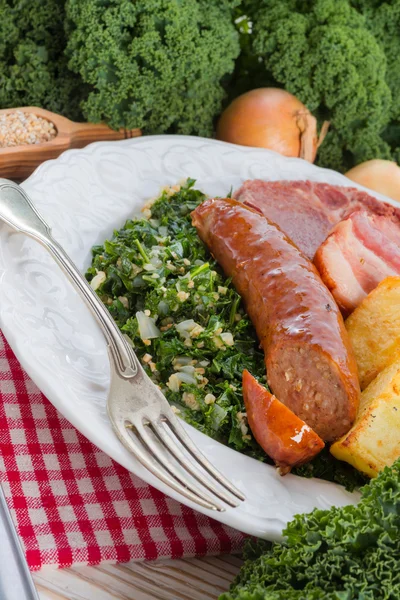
[108,372,245,512]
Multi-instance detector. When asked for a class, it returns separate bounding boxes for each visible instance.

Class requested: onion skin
[345,160,400,202]
[216,88,319,162]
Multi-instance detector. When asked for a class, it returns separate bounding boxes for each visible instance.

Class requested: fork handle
[0,179,138,378]
[44,236,139,378]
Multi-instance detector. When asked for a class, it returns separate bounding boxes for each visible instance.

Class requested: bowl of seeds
[0,107,141,180]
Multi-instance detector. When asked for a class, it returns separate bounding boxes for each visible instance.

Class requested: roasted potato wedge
[345,276,400,390]
[330,358,400,477]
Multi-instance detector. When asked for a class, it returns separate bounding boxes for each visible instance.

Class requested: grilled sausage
[242,370,325,473]
[192,198,360,441]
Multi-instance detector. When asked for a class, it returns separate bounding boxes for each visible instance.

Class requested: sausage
[192,198,360,441]
[242,370,325,473]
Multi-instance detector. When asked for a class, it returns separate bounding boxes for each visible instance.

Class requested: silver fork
[0,179,245,512]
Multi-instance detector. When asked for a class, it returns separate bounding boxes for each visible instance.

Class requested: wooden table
[33,555,242,599]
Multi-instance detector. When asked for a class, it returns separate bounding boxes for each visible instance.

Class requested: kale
[65,0,240,135]
[221,458,400,600]
[0,0,84,120]
[239,0,393,173]
[86,180,265,457]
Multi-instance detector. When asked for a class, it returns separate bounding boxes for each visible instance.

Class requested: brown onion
[345,160,400,202]
[216,88,328,163]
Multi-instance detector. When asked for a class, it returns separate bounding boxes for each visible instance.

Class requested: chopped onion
[173,356,193,367]
[176,319,197,332]
[221,332,234,347]
[345,159,400,202]
[158,301,169,315]
[178,365,196,374]
[143,263,156,271]
[217,88,328,163]
[136,311,161,339]
[150,256,162,268]
[90,270,106,290]
[167,374,181,392]
[175,372,197,385]
[182,392,200,411]
[213,335,226,349]
[198,360,210,367]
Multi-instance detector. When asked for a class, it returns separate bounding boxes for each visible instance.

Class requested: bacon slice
[235,179,400,260]
[314,210,400,315]
[242,370,325,473]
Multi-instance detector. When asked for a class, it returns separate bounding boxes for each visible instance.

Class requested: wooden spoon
[0,107,142,180]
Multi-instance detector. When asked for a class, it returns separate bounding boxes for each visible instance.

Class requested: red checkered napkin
[0,332,245,570]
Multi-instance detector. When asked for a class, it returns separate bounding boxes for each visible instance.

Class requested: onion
[90,270,106,291]
[175,372,197,385]
[178,365,196,375]
[136,311,161,339]
[220,332,234,347]
[217,88,328,163]
[345,160,400,202]
[173,356,193,367]
[175,319,197,332]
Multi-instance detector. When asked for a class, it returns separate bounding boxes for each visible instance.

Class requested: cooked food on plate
[315,211,400,316]
[192,197,360,442]
[331,357,400,477]
[242,370,324,474]
[235,179,400,261]
[345,277,400,390]
[87,177,400,483]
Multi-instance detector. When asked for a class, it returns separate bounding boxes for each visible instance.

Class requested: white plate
[2,135,385,541]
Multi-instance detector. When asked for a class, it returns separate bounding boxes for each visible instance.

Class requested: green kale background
[3,0,400,171]
[0,0,240,136]
[221,459,400,599]
[0,0,84,120]
[65,0,240,135]
[232,0,399,172]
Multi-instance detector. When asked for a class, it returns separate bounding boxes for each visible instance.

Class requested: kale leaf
[221,458,400,599]
[65,0,240,135]
[0,0,84,120]
[239,0,392,173]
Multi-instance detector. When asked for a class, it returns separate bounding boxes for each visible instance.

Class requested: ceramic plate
[2,135,385,540]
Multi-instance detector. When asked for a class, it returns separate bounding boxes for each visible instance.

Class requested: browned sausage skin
[192,198,360,441]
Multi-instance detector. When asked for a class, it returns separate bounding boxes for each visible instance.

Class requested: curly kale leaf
[352,0,400,158]
[0,0,84,119]
[221,459,400,600]
[65,0,240,135]
[242,0,393,172]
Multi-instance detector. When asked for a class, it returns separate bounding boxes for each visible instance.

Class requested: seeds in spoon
[0,111,56,148]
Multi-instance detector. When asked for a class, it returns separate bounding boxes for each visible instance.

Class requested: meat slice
[314,210,400,315]
[235,179,400,259]
[192,198,360,441]
[242,370,325,473]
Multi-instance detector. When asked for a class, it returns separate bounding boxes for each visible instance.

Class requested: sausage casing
[192,198,360,441]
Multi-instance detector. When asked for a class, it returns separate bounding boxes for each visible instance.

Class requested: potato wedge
[330,358,400,477]
[345,276,400,390]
